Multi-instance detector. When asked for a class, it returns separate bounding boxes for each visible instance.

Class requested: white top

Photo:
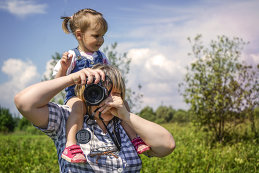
[52,49,108,76]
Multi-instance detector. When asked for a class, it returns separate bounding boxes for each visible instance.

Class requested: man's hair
[75,64,125,115]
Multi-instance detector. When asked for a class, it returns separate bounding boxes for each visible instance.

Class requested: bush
[155,106,175,123]
[0,106,15,132]
[172,109,190,123]
[139,106,156,122]
[17,117,31,131]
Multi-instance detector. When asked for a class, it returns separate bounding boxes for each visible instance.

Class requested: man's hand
[70,68,105,85]
[98,95,130,120]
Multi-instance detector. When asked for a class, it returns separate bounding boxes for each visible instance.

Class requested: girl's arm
[14,68,105,129]
[54,52,73,78]
[55,67,68,78]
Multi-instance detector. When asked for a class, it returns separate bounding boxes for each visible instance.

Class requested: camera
[84,77,112,106]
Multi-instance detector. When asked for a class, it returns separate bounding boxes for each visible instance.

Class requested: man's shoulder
[48,102,71,115]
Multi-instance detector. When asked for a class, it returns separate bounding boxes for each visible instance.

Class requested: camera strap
[98,112,121,151]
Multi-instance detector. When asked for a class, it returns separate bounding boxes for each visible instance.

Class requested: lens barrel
[84,83,107,105]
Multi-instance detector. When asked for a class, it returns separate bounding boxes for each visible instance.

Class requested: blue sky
[0,0,258,115]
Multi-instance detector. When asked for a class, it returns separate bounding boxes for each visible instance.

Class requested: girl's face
[79,27,105,53]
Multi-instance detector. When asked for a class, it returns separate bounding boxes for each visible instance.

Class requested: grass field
[0,123,258,173]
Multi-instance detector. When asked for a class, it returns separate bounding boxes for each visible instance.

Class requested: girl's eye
[112,92,121,96]
[93,34,104,38]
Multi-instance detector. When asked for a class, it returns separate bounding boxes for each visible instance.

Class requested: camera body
[84,80,110,106]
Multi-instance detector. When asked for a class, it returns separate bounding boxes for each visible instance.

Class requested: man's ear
[75,30,82,40]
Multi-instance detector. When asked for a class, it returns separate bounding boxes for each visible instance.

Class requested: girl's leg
[121,121,150,154]
[122,101,150,154]
[62,97,86,163]
[65,97,86,146]
[121,101,150,154]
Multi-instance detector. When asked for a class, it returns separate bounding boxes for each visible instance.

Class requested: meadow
[0,123,258,173]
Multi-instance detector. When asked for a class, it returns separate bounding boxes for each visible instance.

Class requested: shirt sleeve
[66,50,77,75]
[52,60,62,77]
[100,51,110,64]
[33,102,70,140]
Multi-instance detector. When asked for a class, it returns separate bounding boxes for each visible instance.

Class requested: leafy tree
[155,106,175,123]
[103,43,143,112]
[0,106,15,132]
[139,106,156,122]
[43,52,62,81]
[254,106,259,118]
[179,35,259,142]
[173,109,190,123]
[103,43,131,82]
[44,43,143,112]
[17,117,31,130]
[43,52,65,104]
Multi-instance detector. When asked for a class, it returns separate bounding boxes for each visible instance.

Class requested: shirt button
[118,168,123,172]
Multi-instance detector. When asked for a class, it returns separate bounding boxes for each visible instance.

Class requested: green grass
[141,123,258,173]
[0,134,59,173]
[0,123,258,173]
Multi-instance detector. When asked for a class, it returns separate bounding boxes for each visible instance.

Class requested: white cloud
[43,59,54,79]
[127,48,187,111]
[115,0,259,111]
[249,54,259,65]
[0,0,47,18]
[117,0,259,50]
[0,59,40,114]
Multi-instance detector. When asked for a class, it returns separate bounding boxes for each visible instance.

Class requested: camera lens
[84,84,105,105]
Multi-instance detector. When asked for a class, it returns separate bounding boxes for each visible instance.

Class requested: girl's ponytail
[61,16,72,34]
[60,8,108,36]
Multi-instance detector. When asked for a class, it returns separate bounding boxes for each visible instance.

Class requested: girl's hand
[70,68,105,85]
[60,52,72,70]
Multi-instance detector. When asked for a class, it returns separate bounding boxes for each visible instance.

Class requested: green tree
[173,109,190,123]
[17,117,31,130]
[43,52,62,81]
[139,106,156,122]
[43,52,65,104]
[103,43,143,112]
[179,35,259,142]
[254,106,259,118]
[0,106,15,132]
[155,106,175,123]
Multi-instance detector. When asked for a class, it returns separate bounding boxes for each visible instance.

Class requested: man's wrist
[121,111,131,124]
[66,74,77,86]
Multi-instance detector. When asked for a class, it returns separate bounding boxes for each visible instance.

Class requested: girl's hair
[61,8,108,35]
[75,64,126,115]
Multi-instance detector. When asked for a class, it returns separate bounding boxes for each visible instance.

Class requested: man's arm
[14,76,74,128]
[14,68,105,129]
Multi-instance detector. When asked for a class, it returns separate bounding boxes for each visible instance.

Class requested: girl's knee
[67,98,86,114]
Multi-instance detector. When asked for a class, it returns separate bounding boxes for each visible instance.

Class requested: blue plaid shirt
[36,102,142,173]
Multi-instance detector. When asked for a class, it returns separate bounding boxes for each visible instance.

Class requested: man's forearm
[125,113,175,157]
